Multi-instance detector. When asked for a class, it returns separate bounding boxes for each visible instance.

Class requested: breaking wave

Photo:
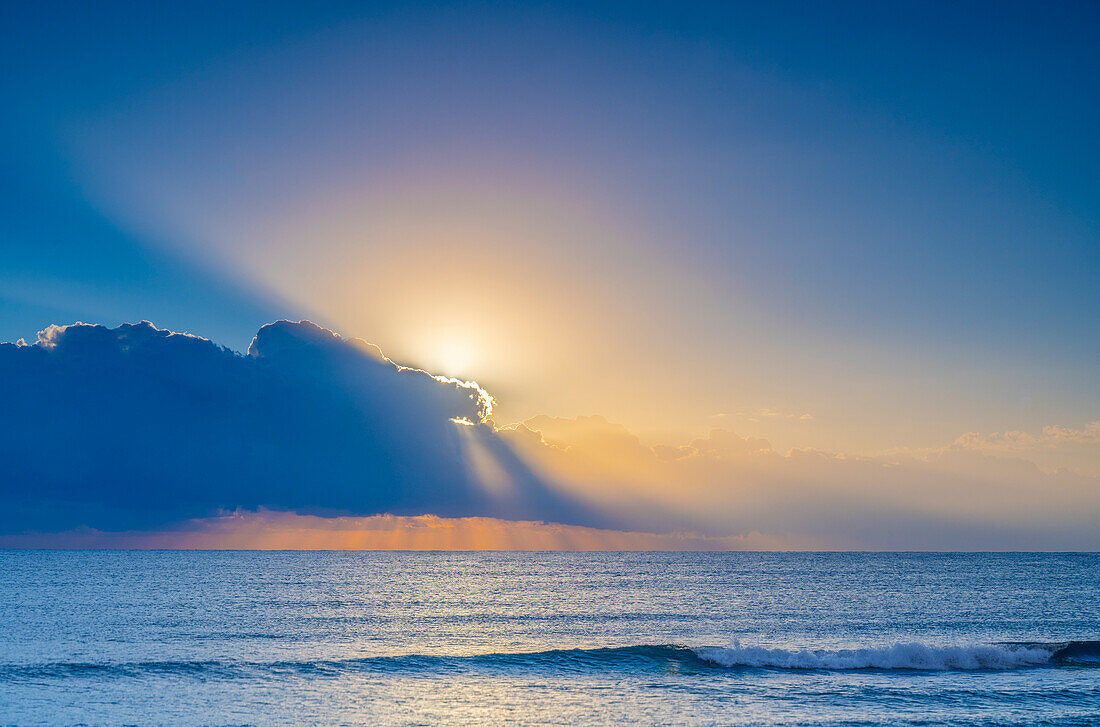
[691,641,1097,670]
[3,641,1096,681]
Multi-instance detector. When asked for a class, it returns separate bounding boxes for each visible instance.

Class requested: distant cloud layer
[2,321,1097,549]
[499,415,1100,550]
[0,509,791,551]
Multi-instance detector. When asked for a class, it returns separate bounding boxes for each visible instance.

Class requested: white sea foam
[692,642,1054,670]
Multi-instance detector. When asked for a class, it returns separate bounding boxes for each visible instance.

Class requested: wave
[692,642,1088,671]
[3,641,1097,680]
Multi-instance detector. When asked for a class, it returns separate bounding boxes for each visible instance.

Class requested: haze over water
[3,551,1098,726]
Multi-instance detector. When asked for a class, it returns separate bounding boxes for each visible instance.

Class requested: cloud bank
[0,509,793,551]
[0,320,594,534]
[499,415,1100,550]
[1,320,1097,549]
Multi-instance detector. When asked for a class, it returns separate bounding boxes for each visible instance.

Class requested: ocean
[1,551,1097,726]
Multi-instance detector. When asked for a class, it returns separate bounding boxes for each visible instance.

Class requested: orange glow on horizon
[0,510,799,551]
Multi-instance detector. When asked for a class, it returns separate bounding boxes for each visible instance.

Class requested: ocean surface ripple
[1,551,1098,726]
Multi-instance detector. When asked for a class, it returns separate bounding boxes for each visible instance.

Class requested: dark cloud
[0,320,598,534]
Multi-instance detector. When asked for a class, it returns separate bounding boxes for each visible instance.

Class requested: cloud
[0,508,798,551]
[0,320,595,534]
[951,421,1100,476]
[501,417,1100,550]
[734,408,814,423]
[953,422,1100,451]
[2,319,1097,550]
[1042,422,1100,443]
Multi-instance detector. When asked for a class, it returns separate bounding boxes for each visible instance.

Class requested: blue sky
[2,0,1098,452]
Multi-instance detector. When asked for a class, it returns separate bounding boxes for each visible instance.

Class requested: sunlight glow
[429,337,475,378]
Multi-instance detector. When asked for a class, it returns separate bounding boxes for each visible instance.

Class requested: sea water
[1,551,1097,726]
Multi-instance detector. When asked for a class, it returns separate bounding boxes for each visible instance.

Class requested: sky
[1,1,1098,549]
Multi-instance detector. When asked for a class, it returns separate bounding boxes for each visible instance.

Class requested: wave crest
[693,642,1057,670]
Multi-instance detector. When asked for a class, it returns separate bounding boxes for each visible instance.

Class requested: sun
[431,337,476,378]
[399,325,487,380]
